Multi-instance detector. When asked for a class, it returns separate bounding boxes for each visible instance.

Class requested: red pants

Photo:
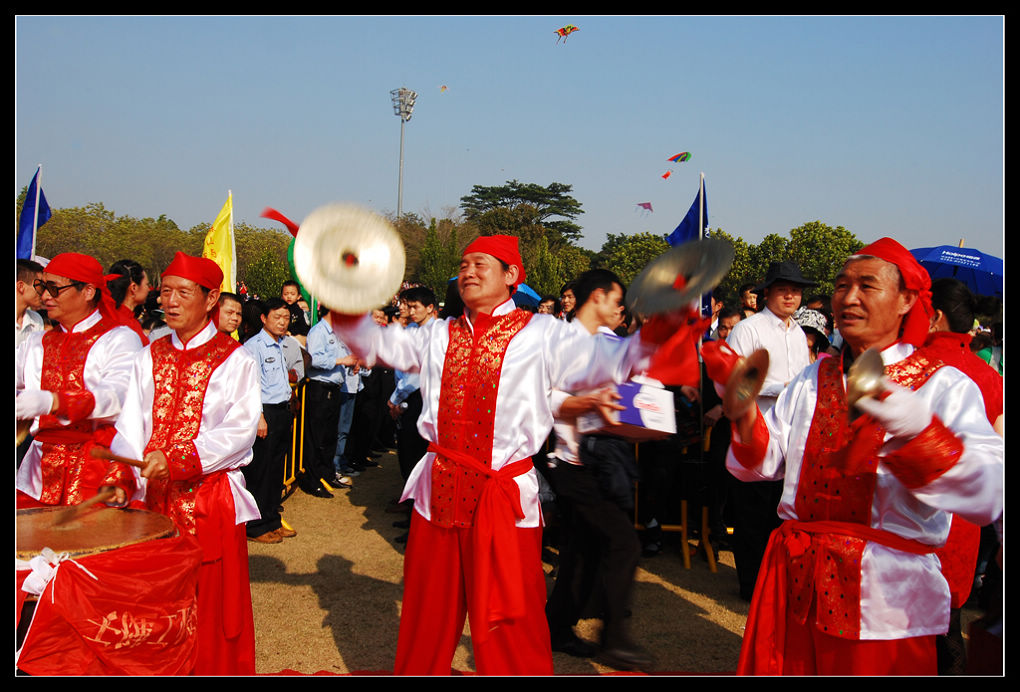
[193,523,256,675]
[394,511,554,675]
[780,603,937,675]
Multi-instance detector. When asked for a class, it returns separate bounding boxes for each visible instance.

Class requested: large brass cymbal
[722,348,770,420]
[846,347,885,420]
[293,203,406,313]
[626,237,734,316]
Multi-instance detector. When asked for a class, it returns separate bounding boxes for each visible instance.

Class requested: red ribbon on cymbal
[261,207,300,237]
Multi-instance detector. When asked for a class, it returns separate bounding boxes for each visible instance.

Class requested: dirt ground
[247,450,988,675]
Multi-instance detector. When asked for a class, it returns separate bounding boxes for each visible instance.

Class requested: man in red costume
[333,235,663,675]
[721,238,1003,675]
[103,252,262,675]
[16,252,143,507]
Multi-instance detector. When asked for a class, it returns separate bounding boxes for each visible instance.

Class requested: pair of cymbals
[626,237,735,316]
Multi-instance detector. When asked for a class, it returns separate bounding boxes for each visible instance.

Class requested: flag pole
[32,164,43,260]
[697,170,706,466]
[228,189,235,294]
[698,171,705,241]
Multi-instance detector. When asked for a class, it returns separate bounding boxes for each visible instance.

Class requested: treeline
[17,182,864,306]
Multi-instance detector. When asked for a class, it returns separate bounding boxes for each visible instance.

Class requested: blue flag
[666,183,708,247]
[18,168,52,260]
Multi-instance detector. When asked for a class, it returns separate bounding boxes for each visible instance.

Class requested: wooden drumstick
[89,446,147,469]
[52,488,118,527]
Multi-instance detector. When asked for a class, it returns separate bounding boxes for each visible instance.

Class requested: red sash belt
[738,519,937,675]
[427,442,533,643]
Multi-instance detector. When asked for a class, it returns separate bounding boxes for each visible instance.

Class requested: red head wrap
[853,237,933,348]
[45,252,106,287]
[161,252,224,290]
[44,252,121,324]
[462,235,527,287]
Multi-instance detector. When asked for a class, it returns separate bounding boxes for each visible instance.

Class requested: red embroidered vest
[143,331,241,536]
[36,317,116,505]
[788,349,943,637]
[429,309,532,528]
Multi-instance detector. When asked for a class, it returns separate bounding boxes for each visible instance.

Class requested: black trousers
[347,369,388,464]
[730,479,784,600]
[243,402,292,538]
[545,461,641,647]
[302,380,342,486]
[396,390,427,482]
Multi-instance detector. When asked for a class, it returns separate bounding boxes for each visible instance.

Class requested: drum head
[16,507,177,560]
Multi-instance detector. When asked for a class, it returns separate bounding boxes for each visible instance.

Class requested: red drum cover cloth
[17,534,203,675]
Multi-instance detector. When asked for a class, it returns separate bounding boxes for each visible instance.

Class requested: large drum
[16,506,201,675]
[16,506,177,560]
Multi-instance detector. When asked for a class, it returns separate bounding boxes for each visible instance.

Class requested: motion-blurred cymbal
[846,347,885,420]
[293,203,406,313]
[722,348,770,420]
[626,237,734,316]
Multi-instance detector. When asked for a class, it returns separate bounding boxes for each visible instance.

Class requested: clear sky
[15,15,1004,261]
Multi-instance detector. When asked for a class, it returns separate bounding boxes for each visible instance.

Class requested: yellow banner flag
[203,192,235,294]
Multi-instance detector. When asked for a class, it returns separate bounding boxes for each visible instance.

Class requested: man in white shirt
[16,258,46,348]
[544,268,654,671]
[724,261,817,600]
[726,262,816,414]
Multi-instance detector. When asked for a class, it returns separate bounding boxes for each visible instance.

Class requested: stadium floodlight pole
[390,87,417,219]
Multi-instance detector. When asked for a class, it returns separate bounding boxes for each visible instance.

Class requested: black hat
[753,261,818,292]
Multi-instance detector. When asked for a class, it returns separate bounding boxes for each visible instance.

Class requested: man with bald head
[16,252,142,507]
[723,238,1003,675]
[333,235,661,674]
[103,251,262,675]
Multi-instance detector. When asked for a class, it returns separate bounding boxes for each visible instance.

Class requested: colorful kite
[661,151,691,180]
[439,85,448,93]
[555,25,580,42]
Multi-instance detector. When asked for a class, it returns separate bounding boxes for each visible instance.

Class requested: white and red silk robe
[728,342,1003,643]
[16,309,142,504]
[334,297,653,528]
[107,319,262,675]
[109,320,262,526]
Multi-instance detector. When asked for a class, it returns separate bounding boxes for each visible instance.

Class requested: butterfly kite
[556,25,580,43]
[662,151,691,179]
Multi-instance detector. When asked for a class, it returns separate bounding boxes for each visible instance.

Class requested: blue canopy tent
[910,245,1003,300]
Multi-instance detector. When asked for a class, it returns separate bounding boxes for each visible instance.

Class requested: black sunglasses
[33,280,82,299]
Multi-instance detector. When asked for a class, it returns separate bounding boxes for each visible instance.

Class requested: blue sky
[16,15,1004,262]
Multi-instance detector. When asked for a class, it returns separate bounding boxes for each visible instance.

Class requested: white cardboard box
[576,377,676,442]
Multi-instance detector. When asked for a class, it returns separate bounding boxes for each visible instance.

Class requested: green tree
[243,246,292,301]
[418,218,464,299]
[748,233,791,274]
[706,228,753,303]
[593,232,670,287]
[460,180,584,243]
[786,221,864,296]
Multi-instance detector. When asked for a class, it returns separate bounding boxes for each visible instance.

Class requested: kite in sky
[662,151,691,179]
[555,25,580,42]
[439,85,448,93]
[636,202,653,215]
